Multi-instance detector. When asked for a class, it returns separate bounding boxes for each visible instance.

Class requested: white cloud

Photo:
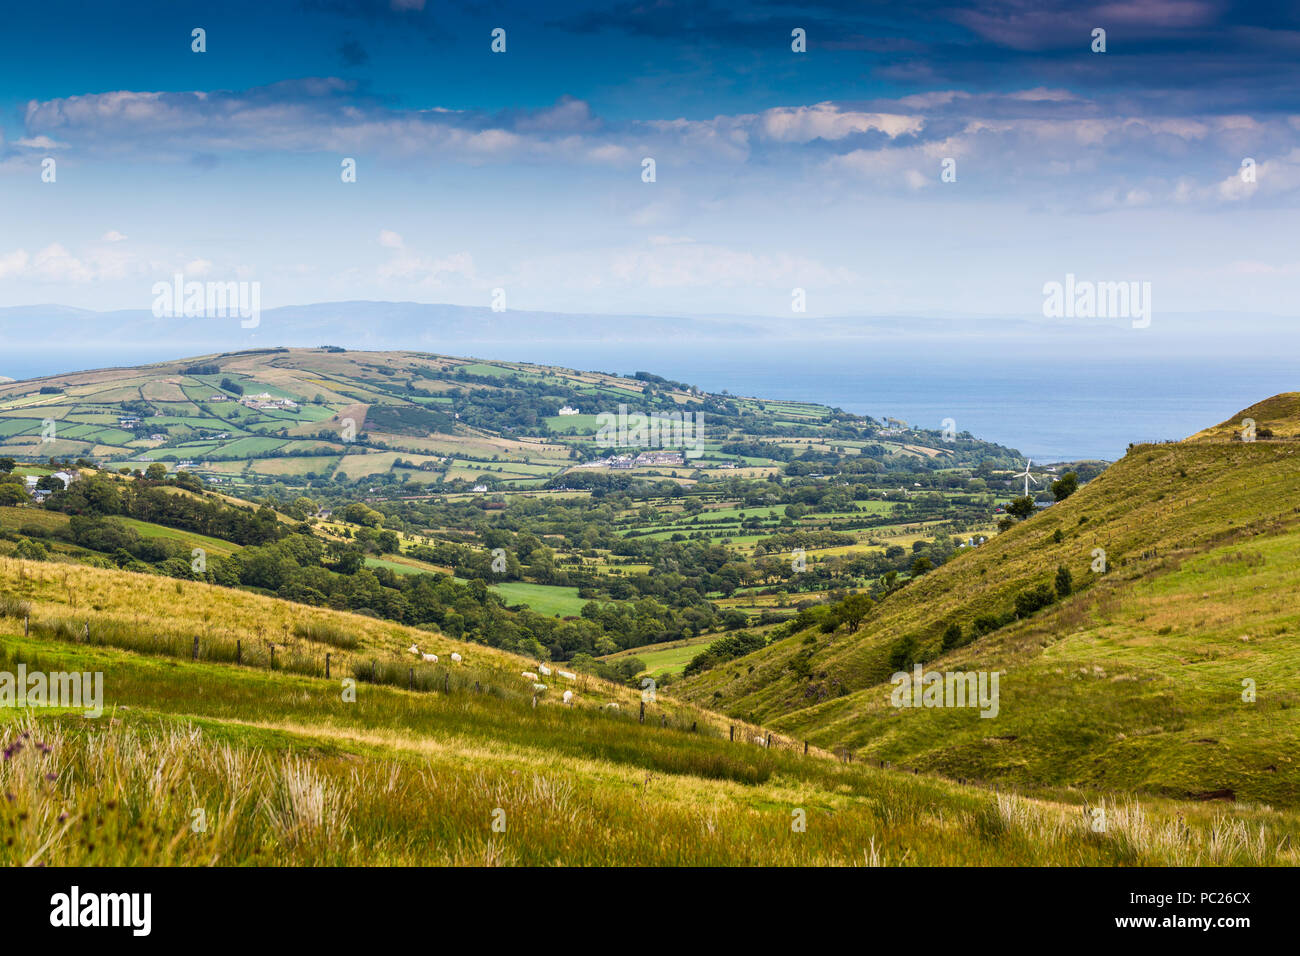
[102,230,128,242]
[15,135,67,149]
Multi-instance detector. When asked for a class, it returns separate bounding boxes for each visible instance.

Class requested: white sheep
[557,670,576,681]
[603,702,619,711]
[532,683,548,692]
[562,690,574,705]
[753,735,766,746]
[407,644,420,655]
[422,653,438,663]
[538,664,552,677]
[521,671,539,681]
[450,652,462,663]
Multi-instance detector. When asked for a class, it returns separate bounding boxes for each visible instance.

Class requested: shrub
[888,634,918,671]
[1055,565,1073,598]
[941,622,963,651]
[13,538,48,561]
[1014,583,1056,618]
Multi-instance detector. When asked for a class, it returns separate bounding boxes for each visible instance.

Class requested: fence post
[325,652,330,678]
[691,721,697,733]
[766,733,771,749]
[269,643,276,670]
[443,672,450,693]
[729,725,734,742]
[804,740,808,755]
[236,639,241,665]
[660,713,666,728]
[639,701,645,724]
[83,622,89,642]
[24,615,29,637]
[192,636,199,661]
[475,681,481,694]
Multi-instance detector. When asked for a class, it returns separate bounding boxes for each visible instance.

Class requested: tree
[910,556,933,576]
[1055,565,1073,598]
[145,463,168,481]
[0,483,27,506]
[1007,495,1036,519]
[839,593,874,632]
[1051,471,1079,502]
[941,622,963,651]
[0,457,15,474]
[340,502,383,528]
[888,634,918,671]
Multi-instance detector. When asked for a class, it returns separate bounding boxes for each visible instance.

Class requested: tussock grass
[293,621,359,650]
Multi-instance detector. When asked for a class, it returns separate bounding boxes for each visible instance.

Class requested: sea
[2,341,1295,464]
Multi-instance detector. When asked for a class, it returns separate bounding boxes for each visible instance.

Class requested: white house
[558,405,580,416]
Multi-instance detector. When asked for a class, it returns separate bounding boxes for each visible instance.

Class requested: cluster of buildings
[577,450,686,470]
[22,469,78,502]
[240,392,298,411]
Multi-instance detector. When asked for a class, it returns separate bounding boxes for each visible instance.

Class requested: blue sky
[1,0,1298,320]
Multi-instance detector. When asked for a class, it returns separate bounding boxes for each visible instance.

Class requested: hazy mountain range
[1,301,1291,357]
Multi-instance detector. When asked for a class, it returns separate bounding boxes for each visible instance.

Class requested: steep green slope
[675,407,1300,805]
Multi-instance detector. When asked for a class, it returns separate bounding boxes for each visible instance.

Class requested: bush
[888,634,918,671]
[683,632,767,677]
[13,538,48,561]
[941,622,963,651]
[1055,565,1073,597]
[1014,583,1056,618]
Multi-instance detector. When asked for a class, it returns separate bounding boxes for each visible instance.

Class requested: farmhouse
[558,405,580,415]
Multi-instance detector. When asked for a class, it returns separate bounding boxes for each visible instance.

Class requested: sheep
[521,671,539,682]
[407,644,420,655]
[450,652,463,664]
[562,690,574,705]
[557,670,576,681]
[603,702,620,711]
[753,735,766,746]
[532,683,548,692]
[538,664,552,677]
[422,653,438,663]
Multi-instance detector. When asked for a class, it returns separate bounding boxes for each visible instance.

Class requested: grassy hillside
[675,404,1300,807]
[3,555,1297,866]
[0,347,1015,491]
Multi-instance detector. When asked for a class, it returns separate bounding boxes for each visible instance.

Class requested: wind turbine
[1014,460,1039,497]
